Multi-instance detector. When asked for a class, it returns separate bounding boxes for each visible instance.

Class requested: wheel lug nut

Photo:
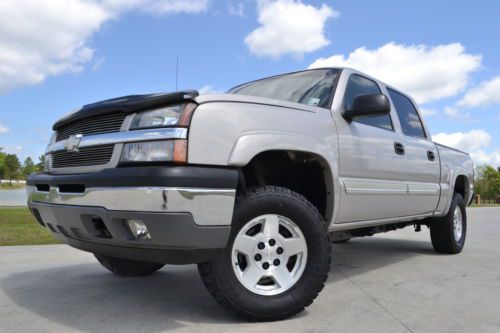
[273,259,280,266]
[277,247,283,254]
[262,262,270,270]
[269,239,276,246]
[257,242,265,250]
[254,254,262,261]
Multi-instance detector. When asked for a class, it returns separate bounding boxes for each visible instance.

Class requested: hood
[194,93,321,113]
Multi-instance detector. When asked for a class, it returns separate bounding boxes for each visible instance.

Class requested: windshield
[228,69,340,109]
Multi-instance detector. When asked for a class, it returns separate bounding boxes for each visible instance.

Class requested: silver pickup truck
[27,67,474,321]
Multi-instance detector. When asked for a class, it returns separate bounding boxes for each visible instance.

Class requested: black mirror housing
[343,93,391,120]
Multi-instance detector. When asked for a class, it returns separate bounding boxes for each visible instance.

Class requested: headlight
[130,103,196,130]
[120,140,187,163]
[44,154,52,172]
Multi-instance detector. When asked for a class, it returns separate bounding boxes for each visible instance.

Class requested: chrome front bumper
[27,186,235,226]
[26,166,238,264]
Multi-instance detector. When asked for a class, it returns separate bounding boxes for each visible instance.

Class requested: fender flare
[441,168,470,215]
[227,131,340,225]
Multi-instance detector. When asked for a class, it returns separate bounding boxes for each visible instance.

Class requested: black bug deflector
[53,90,199,130]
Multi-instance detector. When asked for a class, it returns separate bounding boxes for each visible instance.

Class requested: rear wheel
[94,254,165,277]
[430,193,467,254]
[198,186,331,321]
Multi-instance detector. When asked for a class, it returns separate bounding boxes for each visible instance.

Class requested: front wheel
[430,193,467,254]
[198,186,331,321]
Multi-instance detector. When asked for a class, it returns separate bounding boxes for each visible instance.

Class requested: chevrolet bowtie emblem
[65,134,83,152]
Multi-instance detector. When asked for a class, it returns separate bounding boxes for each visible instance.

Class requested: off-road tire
[430,193,467,254]
[198,186,331,321]
[94,254,165,277]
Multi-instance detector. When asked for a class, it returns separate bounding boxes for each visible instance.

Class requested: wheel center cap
[253,237,284,271]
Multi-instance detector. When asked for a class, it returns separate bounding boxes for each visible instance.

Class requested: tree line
[474,165,500,200]
[0,148,45,185]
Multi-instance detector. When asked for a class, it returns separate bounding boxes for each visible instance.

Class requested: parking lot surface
[1,207,499,333]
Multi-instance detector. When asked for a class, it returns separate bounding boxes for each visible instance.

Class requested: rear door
[387,88,440,214]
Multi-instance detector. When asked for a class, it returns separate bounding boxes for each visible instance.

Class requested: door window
[388,88,426,138]
[343,75,393,131]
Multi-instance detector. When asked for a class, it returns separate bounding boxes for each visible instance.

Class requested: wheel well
[237,150,333,222]
[454,175,468,199]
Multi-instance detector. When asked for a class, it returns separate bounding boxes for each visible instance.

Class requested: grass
[0,207,58,246]
[0,182,26,189]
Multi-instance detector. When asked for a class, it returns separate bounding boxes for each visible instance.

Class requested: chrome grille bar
[56,113,127,141]
[47,127,188,154]
[52,145,115,168]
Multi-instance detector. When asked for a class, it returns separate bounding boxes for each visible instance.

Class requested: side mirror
[342,93,391,120]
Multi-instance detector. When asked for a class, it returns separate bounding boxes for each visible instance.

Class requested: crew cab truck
[27,68,474,321]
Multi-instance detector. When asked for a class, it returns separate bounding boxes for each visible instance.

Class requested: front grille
[52,145,115,168]
[56,113,127,142]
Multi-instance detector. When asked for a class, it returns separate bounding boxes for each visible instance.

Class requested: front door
[334,74,410,222]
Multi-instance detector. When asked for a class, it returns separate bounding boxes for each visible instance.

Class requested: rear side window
[387,88,426,138]
[343,75,393,131]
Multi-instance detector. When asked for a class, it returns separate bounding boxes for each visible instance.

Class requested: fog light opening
[125,219,151,240]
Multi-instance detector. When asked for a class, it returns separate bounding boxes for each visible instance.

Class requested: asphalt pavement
[1,207,499,333]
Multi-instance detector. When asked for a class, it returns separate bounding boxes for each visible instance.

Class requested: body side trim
[329,213,434,232]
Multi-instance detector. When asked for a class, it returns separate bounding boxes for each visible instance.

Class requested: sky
[0,0,499,167]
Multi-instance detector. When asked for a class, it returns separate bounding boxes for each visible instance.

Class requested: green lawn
[0,207,58,246]
[0,183,26,189]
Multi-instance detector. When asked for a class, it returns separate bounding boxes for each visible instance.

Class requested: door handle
[427,150,435,161]
[394,142,405,155]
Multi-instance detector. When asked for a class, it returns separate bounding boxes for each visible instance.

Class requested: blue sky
[0,0,499,166]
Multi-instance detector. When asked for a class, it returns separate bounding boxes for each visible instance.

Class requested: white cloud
[457,76,500,108]
[432,129,490,152]
[245,0,338,59]
[470,150,500,167]
[0,0,210,93]
[198,84,224,94]
[102,0,210,15]
[228,1,245,17]
[432,129,500,166]
[0,0,109,93]
[0,123,9,134]
[419,108,436,117]
[443,106,472,121]
[1,145,24,155]
[310,42,482,103]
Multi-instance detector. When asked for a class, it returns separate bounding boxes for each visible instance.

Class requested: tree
[475,165,500,199]
[22,157,36,179]
[3,154,21,185]
[35,155,46,172]
[0,148,5,180]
